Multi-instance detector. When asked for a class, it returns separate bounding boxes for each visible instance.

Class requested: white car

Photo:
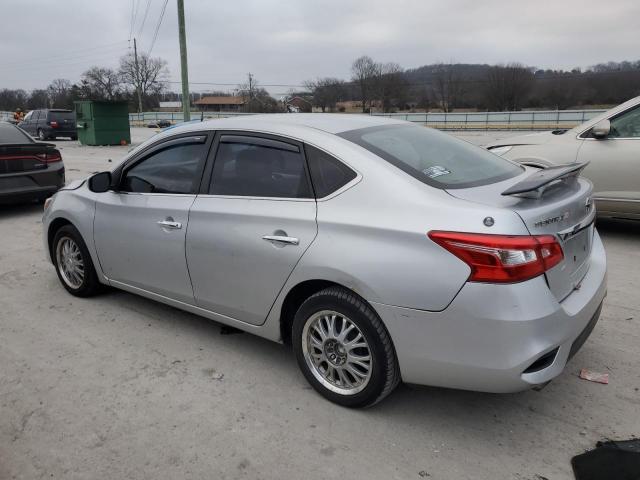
[487,96,640,220]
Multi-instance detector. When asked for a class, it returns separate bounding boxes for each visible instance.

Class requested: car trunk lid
[446,165,595,301]
[0,143,61,174]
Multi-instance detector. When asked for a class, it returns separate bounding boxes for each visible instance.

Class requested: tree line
[2,56,639,114]
[0,52,169,113]
[302,57,640,113]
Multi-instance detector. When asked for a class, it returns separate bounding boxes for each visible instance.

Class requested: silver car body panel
[43,114,608,393]
[94,192,197,304]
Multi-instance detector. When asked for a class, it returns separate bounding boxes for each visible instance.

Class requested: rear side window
[121,143,206,194]
[49,111,75,122]
[305,145,357,198]
[339,124,523,189]
[0,124,33,143]
[209,139,312,198]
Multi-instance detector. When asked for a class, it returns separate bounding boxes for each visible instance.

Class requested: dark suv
[19,109,77,140]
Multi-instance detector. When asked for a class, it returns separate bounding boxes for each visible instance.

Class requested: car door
[21,110,36,135]
[186,133,318,325]
[93,133,211,304]
[577,104,640,217]
[35,110,47,134]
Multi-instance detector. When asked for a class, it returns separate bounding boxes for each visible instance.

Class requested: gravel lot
[1,127,639,480]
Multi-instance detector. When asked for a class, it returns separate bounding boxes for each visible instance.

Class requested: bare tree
[47,79,73,108]
[374,62,407,112]
[119,52,168,112]
[0,89,29,111]
[238,73,258,104]
[485,62,534,110]
[351,56,378,112]
[80,67,123,101]
[432,63,461,112]
[237,74,281,113]
[304,77,345,112]
[27,89,49,110]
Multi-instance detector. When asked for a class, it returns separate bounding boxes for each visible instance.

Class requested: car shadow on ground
[596,218,640,237]
[96,286,546,423]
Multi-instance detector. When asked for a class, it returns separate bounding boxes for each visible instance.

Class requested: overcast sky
[2,0,639,95]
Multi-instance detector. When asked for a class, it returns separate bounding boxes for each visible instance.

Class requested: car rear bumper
[372,229,607,393]
[45,128,76,137]
[0,164,65,203]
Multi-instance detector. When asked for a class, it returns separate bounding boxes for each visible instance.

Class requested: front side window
[121,142,206,194]
[209,139,312,198]
[609,105,640,138]
[339,124,523,189]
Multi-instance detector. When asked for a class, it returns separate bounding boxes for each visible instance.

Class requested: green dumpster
[74,100,131,146]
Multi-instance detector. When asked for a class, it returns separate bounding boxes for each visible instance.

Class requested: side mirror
[591,119,611,139]
[88,171,112,193]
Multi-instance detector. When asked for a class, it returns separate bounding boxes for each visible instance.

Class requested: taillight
[428,231,563,283]
[37,151,62,163]
[50,121,59,128]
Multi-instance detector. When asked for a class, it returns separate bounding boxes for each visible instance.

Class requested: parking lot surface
[1,128,639,479]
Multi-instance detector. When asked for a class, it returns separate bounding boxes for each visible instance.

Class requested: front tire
[52,225,101,297]
[292,287,400,408]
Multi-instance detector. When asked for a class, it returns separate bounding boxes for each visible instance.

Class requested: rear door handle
[157,220,182,230]
[262,235,299,245]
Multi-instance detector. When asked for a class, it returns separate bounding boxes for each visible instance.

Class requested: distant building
[158,101,183,111]
[285,96,312,113]
[194,96,245,112]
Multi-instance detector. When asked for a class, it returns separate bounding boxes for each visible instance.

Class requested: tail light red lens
[428,231,564,283]
[37,151,62,163]
[50,121,59,128]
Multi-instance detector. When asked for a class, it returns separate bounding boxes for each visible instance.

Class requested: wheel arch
[47,217,74,262]
[279,279,378,345]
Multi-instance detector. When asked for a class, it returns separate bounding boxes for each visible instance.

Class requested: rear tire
[292,286,400,408]
[52,225,102,297]
[37,129,47,141]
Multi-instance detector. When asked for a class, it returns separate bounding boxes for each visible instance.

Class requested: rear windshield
[49,111,75,121]
[0,123,33,144]
[339,124,523,189]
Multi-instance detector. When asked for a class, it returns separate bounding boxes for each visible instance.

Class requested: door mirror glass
[88,171,112,193]
[591,119,611,139]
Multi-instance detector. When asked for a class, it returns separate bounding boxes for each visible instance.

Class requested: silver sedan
[43,114,607,407]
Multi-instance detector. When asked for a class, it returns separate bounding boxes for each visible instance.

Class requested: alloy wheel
[302,310,373,395]
[55,237,85,289]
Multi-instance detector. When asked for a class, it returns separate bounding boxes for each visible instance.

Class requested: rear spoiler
[501,162,589,199]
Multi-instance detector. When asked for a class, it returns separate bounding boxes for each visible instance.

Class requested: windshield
[339,124,523,189]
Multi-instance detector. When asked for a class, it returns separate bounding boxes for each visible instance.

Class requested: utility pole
[177,0,190,121]
[133,38,143,114]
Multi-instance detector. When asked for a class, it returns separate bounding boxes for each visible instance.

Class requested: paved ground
[1,128,639,480]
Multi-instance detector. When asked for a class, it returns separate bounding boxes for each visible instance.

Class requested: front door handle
[262,235,299,245]
[157,219,182,230]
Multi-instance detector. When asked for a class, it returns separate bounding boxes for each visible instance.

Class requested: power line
[7,46,127,71]
[148,0,169,56]
[132,0,141,34]
[4,41,128,69]
[8,51,125,74]
[137,0,153,37]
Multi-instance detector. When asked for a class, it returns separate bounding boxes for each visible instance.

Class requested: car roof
[164,113,407,136]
